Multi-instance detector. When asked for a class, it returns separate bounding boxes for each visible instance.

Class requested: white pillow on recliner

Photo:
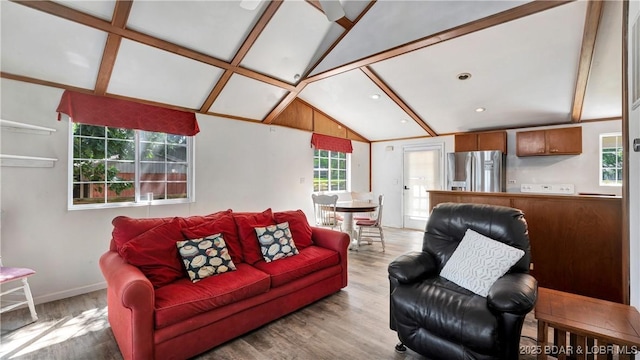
[440,228,524,297]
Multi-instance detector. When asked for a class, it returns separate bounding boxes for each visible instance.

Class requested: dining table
[335,200,378,250]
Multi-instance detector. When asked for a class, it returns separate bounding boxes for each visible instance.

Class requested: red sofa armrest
[311,227,350,288]
[99,251,155,360]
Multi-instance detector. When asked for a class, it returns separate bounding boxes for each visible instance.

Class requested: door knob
[404,186,410,190]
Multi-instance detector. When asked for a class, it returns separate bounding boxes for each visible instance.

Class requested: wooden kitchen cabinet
[454,131,507,153]
[516,126,582,156]
[428,190,625,303]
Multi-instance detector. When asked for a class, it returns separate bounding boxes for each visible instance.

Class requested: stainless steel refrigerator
[447,151,506,192]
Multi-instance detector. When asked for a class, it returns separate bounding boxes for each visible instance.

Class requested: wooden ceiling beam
[263,83,306,124]
[231,1,282,67]
[306,0,573,83]
[1,72,94,95]
[360,66,437,137]
[304,0,376,81]
[200,1,283,113]
[94,0,133,96]
[262,1,375,127]
[199,70,233,113]
[571,0,604,123]
[11,0,292,92]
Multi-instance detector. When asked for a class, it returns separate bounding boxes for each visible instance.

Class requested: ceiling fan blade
[319,0,345,22]
[239,0,262,11]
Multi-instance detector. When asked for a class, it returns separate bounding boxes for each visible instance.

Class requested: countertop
[427,190,622,201]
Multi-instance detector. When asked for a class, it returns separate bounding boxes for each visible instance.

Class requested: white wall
[627,0,639,309]
[0,79,370,303]
[505,122,623,195]
[350,141,371,194]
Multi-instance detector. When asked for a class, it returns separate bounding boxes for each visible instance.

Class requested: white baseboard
[33,281,107,305]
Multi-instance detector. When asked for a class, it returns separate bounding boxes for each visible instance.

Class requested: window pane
[140,163,167,181]
[602,169,616,181]
[107,139,135,160]
[167,134,187,144]
[167,182,187,199]
[601,135,620,148]
[140,142,166,161]
[602,153,617,168]
[140,182,167,200]
[107,127,134,139]
[74,137,105,159]
[167,144,187,162]
[106,181,135,203]
[140,131,166,142]
[74,124,104,137]
[74,160,106,182]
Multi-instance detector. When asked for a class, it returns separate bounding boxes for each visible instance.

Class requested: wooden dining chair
[356,194,385,252]
[312,194,342,230]
[351,191,375,221]
[0,258,38,322]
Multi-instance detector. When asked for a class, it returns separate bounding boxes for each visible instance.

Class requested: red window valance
[56,90,200,136]
[311,133,353,153]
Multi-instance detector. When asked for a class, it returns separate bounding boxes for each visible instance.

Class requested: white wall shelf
[1,119,57,135]
[0,154,58,168]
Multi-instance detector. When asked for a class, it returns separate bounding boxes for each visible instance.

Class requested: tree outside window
[600,133,623,186]
[313,150,347,192]
[72,124,192,207]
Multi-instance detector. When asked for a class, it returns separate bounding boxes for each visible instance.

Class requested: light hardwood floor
[0,227,538,359]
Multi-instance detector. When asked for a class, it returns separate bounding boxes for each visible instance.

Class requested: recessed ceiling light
[400,119,408,124]
[457,72,472,80]
[293,74,301,81]
[370,94,381,100]
[475,107,486,112]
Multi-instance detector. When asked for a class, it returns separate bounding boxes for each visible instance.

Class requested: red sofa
[99,208,349,360]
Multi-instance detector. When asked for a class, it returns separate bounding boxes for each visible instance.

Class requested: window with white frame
[599,133,623,186]
[70,123,193,208]
[313,149,348,192]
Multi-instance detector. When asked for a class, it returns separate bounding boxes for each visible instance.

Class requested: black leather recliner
[388,203,537,360]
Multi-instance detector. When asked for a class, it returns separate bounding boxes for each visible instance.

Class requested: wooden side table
[535,287,640,360]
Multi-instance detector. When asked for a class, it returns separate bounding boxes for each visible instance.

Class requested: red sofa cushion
[154,263,271,329]
[253,245,340,288]
[112,216,171,252]
[119,218,186,288]
[111,210,231,252]
[232,209,275,265]
[178,209,232,229]
[181,213,243,264]
[273,210,313,249]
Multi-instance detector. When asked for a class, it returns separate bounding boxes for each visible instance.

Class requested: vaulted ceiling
[0,0,622,142]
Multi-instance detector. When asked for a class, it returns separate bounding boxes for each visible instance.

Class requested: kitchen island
[428,190,626,304]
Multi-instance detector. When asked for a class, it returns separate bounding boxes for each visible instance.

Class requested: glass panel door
[403,145,443,230]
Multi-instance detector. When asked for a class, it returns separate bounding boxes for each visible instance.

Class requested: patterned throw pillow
[440,228,525,297]
[176,233,236,282]
[255,222,299,263]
